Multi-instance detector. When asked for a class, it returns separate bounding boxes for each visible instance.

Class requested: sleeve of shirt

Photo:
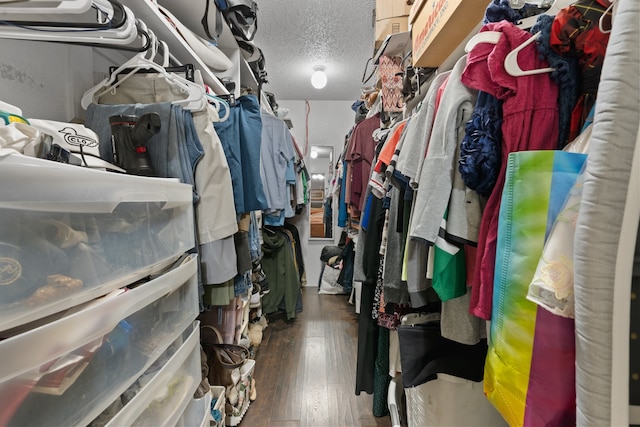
[346,123,363,162]
[279,121,296,162]
[285,159,296,184]
[549,6,583,57]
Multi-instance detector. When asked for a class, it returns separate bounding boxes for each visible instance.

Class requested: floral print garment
[527,173,584,318]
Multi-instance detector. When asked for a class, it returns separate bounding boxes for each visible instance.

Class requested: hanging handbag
[318,263,344,295]
[200,325,249,387]
[377,55,404,112]
[485,150,587,426]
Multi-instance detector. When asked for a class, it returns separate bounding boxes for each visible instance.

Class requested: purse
[200,325,249,387]
[318,263,344,295]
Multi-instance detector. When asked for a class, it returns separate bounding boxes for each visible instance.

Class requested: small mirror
[309,145,333,240]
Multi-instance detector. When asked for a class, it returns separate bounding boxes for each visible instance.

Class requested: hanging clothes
[355,169,386,396]
[409,54,478,247]
[346,113,380,218]
[83,73,240,309]
[260,111,297,221]
[213,94,268,214]
[397,71,451,190]
[397,321,488,388]
[457,0,521,192]
[400,72,452,308]
[461,21,560,320]
[550,0,612,142]
[283,221,305,283]
[531,14,579,148]
[260,228,301,320]
[458,90,503,198]
[383,185,411,305]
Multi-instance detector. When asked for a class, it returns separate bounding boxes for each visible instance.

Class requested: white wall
[0,40,98,121]
[279,100,356,287]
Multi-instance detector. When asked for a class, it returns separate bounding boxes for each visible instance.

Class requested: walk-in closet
[0,0,638,426]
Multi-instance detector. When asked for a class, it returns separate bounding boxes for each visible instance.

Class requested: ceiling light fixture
[311,65,327,89]
[310,150,318,159]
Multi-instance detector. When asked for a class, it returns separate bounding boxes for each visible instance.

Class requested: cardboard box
[375,16,409,50]
[411,0,486,68]
[408,0,427,23]
[376,0,412,21]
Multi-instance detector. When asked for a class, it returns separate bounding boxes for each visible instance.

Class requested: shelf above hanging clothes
[122,0,229,95]
[240,57,258,91]
[155,0,266,100]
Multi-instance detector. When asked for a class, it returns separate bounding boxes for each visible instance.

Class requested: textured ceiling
[252,0,376,102]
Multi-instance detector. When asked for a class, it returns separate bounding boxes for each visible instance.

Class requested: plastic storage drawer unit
[0,254,199,427]
[87,321,199,427]
[176,384,213,427]
[0,154,194,332]
[104,322,202,427]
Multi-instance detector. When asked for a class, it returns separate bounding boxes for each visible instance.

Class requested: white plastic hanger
[504,0,577,76]
[155,39,171,68]
[504,31,556,76]
[599,0,615,34]
[205,94,230,122]
[0,3,138,46]
[465,31,502,53]
[0,0,92,15]
[465,0,574,54]
[206,94,220,113]
[0,0,115,26]
[81,28,205,111]
[80,23,156,108]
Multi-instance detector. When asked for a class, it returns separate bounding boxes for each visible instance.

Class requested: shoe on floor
[250,378,257,401]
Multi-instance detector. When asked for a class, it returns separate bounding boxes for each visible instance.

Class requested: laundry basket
[225,359,255,426]
[210,386,226,427]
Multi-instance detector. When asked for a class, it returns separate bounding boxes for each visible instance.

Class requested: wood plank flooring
[241,287,392,427]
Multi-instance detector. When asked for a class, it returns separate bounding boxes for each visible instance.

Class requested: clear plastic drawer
[176,386,214,427]
[105,321,202,427]
[0,254,199,427]
[0,154,194,331]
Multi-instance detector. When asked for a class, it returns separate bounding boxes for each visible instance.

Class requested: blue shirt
[214,94,268,213]
[260,112,296,211]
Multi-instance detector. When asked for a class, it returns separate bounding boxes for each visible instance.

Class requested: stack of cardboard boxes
[409,0,486,68]
[374,0,490,68]
[374,0,412,50]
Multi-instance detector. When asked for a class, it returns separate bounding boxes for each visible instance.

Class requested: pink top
[461,21,559,320]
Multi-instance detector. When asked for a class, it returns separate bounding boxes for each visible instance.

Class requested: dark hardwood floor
[241,287,392,427]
